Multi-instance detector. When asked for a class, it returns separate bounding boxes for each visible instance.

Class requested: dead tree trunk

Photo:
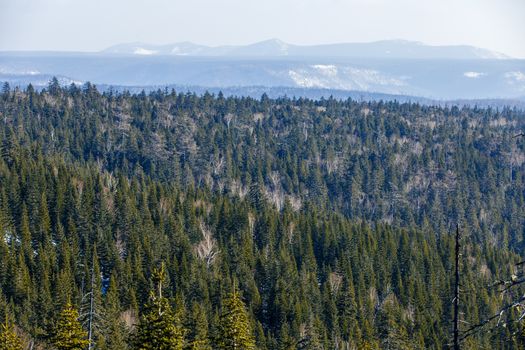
[88,257,95,350]
[453,224,460,350]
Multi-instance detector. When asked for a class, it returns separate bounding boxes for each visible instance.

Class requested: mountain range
[103,39,510,59]
[1,39,524,101]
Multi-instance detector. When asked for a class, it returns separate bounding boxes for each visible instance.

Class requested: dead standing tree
[453,224,460,350]
[458,259,525,343]
[193,222,219,269]
[453,133,525,346]
[452,224,525,347]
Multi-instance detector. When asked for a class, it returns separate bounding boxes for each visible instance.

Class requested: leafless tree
[458,258,525,344]
[193,222,219,268]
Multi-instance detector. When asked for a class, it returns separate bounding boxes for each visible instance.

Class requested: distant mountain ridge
[2,39,523,100]
[102,39,510,59]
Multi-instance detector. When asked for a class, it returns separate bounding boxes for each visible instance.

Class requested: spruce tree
[186,303,211,350]
[134,263,184,350]
[0,317,23,350]
[216,286,255,350]
[103,276,128,350]
[50,303,89,350]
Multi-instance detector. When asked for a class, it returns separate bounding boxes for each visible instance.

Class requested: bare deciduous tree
[193,222,219,268]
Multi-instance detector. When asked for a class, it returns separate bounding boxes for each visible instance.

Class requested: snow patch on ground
[3,231,12,245]
[288,64,406,92]
[472,47,509,59]
[288,70,321,88]
[170,47,188,55]
[505,71,525,82]
[0,67,41,75]
[133,48,158,55]
[274,39,290,55]
[464,71,485,78]
[312,65,338,77]
[505,71,525,92]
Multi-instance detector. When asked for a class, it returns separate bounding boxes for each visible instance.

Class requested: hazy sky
[1,0,524,58]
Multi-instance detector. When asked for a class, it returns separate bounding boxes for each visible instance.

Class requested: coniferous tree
[50,303,89,350]
[216,285,255,350]
[0,317,23,350]
[185,303,211,350]
[103,276,128,350]
[134,263,184,350]
[79,249,105,350]
[0,84,523,348]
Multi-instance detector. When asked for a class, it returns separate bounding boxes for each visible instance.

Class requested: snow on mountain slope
[286,64,407,93]
[101,39,510,59]
[505,71,525,93]
[1,52,524,99]
[133,48,158,55]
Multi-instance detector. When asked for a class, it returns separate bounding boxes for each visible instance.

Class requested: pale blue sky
[1,0,524,58]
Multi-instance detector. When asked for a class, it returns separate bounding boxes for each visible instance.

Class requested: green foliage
[134,264,184,350]
[103,276,129,350]
[2,85,525,248]
[185,303,211,350]
[50,303,89,350]
[216,287,255,350]
[0,317,23,350]
[0,84,523,348]
[134,297,184,350]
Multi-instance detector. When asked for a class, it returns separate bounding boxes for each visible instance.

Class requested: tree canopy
[0,83,523,348]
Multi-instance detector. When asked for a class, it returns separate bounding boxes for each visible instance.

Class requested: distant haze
[0,0,524,58]
[101,39,511,59]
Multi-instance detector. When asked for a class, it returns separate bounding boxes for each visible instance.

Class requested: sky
[1,0,524,58]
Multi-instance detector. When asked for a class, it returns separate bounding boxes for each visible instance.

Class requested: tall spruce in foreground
[134,263,184,350]
[0,317,23,350]
[50,303,89,350]
[216,285,256,350]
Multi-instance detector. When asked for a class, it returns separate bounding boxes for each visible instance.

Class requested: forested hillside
[3,81,525,247]
[0,81,524,349]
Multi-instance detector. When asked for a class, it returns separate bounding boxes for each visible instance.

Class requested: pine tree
[48,77,61,96]
[0,317,23,350]
[216,286,255,350]
[1,82,9,96]
[134,263,184,350]
[50,303,89,350]
[186,303,211,350]
[103,276,128,350]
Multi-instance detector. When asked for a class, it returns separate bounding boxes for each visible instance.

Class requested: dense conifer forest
[0,80,524,349]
